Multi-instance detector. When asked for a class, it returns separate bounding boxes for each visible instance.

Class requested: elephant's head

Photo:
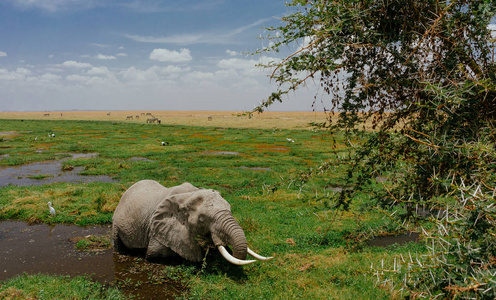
[149,188,272,265]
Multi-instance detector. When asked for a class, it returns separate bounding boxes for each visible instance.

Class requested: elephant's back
[113,180,168,248]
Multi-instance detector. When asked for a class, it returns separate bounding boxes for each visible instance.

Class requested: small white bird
[47,202,56,216]
[35,137,37,141]
[161,141,165,146]
[51,133,55,137]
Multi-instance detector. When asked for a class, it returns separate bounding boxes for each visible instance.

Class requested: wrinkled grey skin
[112,180,247,262]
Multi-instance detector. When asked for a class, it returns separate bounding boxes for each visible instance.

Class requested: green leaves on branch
[258,0,496,297]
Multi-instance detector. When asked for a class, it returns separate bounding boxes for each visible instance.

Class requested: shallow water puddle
[202,150,240,155]
[367,232,420,247]
[128,156,156,162]
[0,221,183,299]
[239,166,272,171]
[0,153,116,187]
[0,221,113,282]
[0,132,19,139]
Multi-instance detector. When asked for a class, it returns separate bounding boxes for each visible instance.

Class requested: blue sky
[0,0,317,112]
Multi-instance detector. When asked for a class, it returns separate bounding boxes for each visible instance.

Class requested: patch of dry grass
[0,286,35,300]
[0,110,332,130]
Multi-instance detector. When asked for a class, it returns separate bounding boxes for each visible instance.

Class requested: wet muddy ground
[0,153,116,187]
[0,221,184,299]
[367,232,420,247]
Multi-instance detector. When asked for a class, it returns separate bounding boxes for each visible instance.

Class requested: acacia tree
[259,0,496,298]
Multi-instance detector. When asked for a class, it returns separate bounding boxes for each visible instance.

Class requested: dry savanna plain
[0,110,332,130]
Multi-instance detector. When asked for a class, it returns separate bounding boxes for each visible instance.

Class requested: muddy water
[367,232,420,247]
[202,151,240,155]
[0,221,183,299]
[128,156,156,162]
[239,166,272,171]
[0,153,116,187]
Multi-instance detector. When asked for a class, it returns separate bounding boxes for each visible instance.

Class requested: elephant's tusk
[217,246,256,265]
[247,247,274,261]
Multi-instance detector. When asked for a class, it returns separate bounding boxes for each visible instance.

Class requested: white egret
[47,202,56,216]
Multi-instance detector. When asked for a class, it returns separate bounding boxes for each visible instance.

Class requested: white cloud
[0,68,31,80]
[121,65,190,84]
[125,18,273,46]
[217,56,279,77]
[120,0,223,13]
[116,53,128,57]
[147,65,191,76]
[122,66,162,84]
[66,74,90,82]
[16,67,32,76]
[44,66,64,73]
[0,51,7,57]
[126,33,201,45]
[226,49,238,56]
[87,66,110,75]
[183,71,214,82]
[230,18,271,35]
[96,54,116,60]
[62,60,92,68]
[160,65,190,73]
[66,74,110,86]
[218,58,257,70]
[40,73,61,81]
[150,48,192,62]
[90,43,109,48]
[8,0,101,12]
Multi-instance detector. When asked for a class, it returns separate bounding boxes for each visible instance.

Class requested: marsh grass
[0,118,423,299]
[27,174,53,180]
[72,234,112,251]
[0,274,125,300]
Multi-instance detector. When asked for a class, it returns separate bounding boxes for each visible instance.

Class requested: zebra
[146,118,161,124]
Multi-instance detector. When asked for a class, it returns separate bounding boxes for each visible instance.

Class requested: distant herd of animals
[125,112,161,124]
[41,112,216,123]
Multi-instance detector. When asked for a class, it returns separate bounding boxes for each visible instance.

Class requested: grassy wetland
[0,111,422,299]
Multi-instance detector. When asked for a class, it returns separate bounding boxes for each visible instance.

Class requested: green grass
[0,119,422,299]
[0,273,126,299]
[74,235,112,251]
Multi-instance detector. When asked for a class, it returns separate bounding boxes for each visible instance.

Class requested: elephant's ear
[150,195,203,262]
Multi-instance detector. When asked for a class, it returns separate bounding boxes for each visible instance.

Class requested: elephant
[112,180,273,265]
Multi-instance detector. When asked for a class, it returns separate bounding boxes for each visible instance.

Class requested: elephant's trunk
[211,210,248,260]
